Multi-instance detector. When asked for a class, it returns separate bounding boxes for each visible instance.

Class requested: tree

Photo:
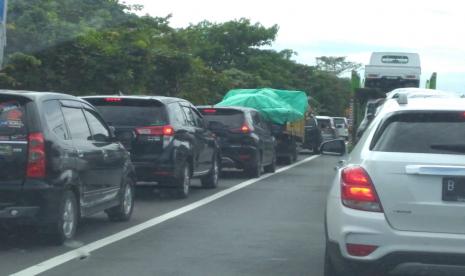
[316,56,361,76]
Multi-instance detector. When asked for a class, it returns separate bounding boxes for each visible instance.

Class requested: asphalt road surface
[3,153,465,276]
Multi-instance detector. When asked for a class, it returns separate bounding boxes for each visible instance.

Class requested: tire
[312,144,320,154]
[43,190,78,245]
[106,176,135,222]
[201,156,219,189]
[324,249,340,276]
[174,163,191,199]
[264,152,276,173]
[291,146,298,162]
[246,155,262,178]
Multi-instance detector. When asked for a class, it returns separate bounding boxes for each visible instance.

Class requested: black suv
[0,91,135,244]
[198,107,276,177]
[83,96,219,198]
[302,115,323,153]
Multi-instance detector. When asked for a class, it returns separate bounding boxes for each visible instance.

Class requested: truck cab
[364,52,421,92]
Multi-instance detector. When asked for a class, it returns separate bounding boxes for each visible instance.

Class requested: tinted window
[0,99,27,141]
[62,107,92,141]
[84,110,110,142]
[44,100,69,140]
[200,109,245,130]
[86,98,167,127]
[190,107,204,127]
[333,118,346,127]
[372,112,465,154]
[252,112,261,128]
[305,117,317,127]
[168,103,187,126]
[181,106,195,126]
[317,119,331,128]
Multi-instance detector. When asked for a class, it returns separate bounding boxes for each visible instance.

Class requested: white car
[323,94,465,275]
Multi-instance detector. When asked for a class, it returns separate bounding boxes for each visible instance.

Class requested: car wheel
[174,164,191,198]
[246,155,262,178]
[106,176,135,222]
[43,190,78,245]
[313,144,320,154]
[324,249,341,276]
[264,152,276,173]
[201,156,219,189]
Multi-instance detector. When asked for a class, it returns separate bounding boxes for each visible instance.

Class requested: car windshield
[1,1,464,276]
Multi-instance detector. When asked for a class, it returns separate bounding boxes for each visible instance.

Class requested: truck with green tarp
[216,88,309,164]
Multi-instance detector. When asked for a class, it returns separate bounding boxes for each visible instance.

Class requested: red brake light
[135,125,174,136]
[346,243,378,257]
[105,97,122,102]
[341,166,382,212]
[27,132,46,178]
[241,124,250,133]
[202,109,217,114]
[163,125,174,136]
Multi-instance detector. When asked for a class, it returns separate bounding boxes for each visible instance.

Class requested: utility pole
[0,0,7,69]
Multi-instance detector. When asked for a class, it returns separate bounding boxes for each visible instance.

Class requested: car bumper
[220,145,259,169]
[326,194,465,266]
[0,182,64,225]
[133,161,177,183]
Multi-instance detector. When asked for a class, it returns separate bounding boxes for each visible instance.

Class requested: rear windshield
[333,118,346,126]
[0,100,27,141]
[85,98,167,127]
[317,119,331,128]
[199,109,245,129]
[372,112,465,154]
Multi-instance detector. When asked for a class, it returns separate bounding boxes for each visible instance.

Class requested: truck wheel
[201,156,219,189]
[43,190,78,245]
[106,176,135,222]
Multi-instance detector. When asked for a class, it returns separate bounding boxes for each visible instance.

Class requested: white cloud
[123,0,465,92]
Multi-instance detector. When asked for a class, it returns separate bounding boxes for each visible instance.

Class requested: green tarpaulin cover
[216,88,308,124]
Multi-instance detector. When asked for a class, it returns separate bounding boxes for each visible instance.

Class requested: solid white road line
[11,155,320,276]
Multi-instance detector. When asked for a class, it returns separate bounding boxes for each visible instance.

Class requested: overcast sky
[123,0,464,93]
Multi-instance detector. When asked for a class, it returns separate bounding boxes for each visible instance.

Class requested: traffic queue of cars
[0,90,284,244]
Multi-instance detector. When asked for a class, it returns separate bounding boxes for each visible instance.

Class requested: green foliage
[1,0,353,116]
[316,56,361,76]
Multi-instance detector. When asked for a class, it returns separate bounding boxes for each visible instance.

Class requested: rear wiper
[430,144,465,153]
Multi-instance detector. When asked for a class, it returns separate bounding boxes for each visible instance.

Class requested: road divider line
[11,155,320,276]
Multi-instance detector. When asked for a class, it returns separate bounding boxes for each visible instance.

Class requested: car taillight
[135,125,175,136]
[27,132,46,178]
[202,109,217,114]
[341,166,382,212]
[231,124,251,134]
[105,97,122,102]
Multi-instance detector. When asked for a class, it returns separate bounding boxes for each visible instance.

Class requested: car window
[190,107,204,127]
[372,112,465,154]
[168,103,187,126]
[83,110,110,142]
[200,108,245,130]
[85,98,167,127]
[62,107,92,141]
[333,118,346,127]
[0,99,27,141]
[44,100,69,140]
[181,105,196,127]
[252,112,261,128]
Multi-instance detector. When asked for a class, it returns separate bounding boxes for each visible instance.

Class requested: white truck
[364,52,421,91]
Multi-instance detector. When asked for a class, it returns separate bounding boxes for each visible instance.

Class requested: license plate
[442,177,465,202]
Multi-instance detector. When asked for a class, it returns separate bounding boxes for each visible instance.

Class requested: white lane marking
[11,155,320,276]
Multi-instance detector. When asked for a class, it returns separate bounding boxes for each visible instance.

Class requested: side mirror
[109,126,116,137]
[320,139,346,156]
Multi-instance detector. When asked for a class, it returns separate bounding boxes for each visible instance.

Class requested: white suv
[322,94,465,275]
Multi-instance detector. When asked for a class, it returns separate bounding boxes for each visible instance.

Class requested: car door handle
[405,165,465,176]
[335,160,346,171]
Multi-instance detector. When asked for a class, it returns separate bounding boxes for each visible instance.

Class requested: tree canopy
[0,0,353,116]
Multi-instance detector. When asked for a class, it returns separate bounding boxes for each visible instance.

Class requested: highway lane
[38,154,334,276]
